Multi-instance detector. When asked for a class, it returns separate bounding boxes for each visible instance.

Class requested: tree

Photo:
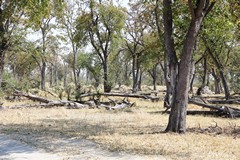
[125,2,147,93]
[0,0,63,89]
[76,0,126,92]
[76,52,102,88]
[61,0,88,88]
[163,0,215,133]
[0,1,25,89]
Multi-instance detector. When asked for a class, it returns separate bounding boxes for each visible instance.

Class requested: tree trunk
[162,0,178,108]
[202,55,207,86]
[220,71,230,99]
[41,61,46,90]
[0,19,8,89]
[103,57,111,93]
[164,0,207,133]
[72,43,78,88]
[189,60,195,93]
[132,54,138,93]
[137,70,142,91]
[50,64,53,88]
[41,28,47,90]
[212,68,220,94]
[205,42,230,99]
[0,51,5,89]
[63,63,68,88]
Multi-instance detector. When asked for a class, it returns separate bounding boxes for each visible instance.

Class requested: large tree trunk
[162,0,178,108]
[164,0,212,133]
[166,18,203,133]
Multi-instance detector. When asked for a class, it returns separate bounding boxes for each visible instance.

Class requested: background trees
[75,0,126,92]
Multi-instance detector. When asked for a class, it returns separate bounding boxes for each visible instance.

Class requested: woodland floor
[0,91,239,160]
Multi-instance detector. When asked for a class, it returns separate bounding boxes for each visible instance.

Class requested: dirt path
[0,134,62,160]
[0,134,167,160]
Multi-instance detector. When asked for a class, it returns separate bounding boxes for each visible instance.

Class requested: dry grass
[0,98,239,159]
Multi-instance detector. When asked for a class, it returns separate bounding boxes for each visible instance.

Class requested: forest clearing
[0,0,240,159]
[0,86,239,160]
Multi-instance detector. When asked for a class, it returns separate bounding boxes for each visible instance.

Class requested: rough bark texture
[162,0,178,109]
[164,0,214,133]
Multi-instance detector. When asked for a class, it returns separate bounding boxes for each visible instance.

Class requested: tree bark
[166,17,203,133]
[103,57,111,93]
[164,0,213,133]
[212,68,221,94]
[162,0,178,109]
[41,61,46,90]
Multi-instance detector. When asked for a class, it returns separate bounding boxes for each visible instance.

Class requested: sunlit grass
[0,97,239,159]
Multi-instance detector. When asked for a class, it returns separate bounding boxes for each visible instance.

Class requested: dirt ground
[0,134,164,160]
[0,94,239,160]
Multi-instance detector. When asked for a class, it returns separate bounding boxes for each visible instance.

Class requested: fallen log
[11,90,135,110]
[13,90,51,103]
[189,99,240,118]
[208,99,240,105]
[7,102,86,109]
[12,90,88,109]
[79,92,160,102]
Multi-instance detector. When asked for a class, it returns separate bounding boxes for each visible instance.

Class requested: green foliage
[2,71,40,93]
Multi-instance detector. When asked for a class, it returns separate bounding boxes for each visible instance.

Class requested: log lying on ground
[79,92,160,102]
[13,90,51,103]
[9,90,134,110]
[11,90,89,109]
[208,99,240,105]
[189,99,240,118]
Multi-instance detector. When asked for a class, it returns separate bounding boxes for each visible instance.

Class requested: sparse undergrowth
[0,99,239,160]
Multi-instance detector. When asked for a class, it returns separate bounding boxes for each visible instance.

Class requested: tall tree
[0,1,25,89]
[61,0,88,88]
[76,0,126,92]
[26,0,63,90]
[125,2,146,93]
[163,0,215,133]
[0,0,63,89]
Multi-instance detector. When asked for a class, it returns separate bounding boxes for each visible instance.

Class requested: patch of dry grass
[0,99,239,159]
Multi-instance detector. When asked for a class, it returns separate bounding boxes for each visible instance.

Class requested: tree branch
[204,2,216,17]
[188,0,195,19]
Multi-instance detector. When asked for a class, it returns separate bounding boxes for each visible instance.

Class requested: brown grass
[0,98,239,159]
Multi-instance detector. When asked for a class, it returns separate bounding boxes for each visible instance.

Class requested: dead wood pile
[3,90,135,110]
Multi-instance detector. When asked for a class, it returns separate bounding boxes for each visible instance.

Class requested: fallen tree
[79,92,160,102]
[207,99,240,105]
[7,90,134,110]
[189,99,240,118]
